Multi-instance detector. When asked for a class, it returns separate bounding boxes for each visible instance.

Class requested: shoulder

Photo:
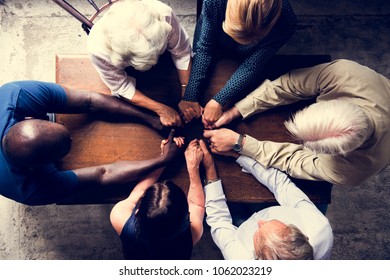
[202,0,226,17]
[110,199,136,235]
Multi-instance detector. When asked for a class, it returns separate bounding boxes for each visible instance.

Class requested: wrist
[204,177,220,185]
[231,106,242,119]
[205,169,218,182]
[181,84,187,96]
[232,134,246,152]
[187,166,200,175]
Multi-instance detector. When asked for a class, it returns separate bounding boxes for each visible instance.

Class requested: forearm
[235,68,321,119]
[213,50,275,106]
[124,90,165,114]
[183,51,213,101]
[73,157,166,187]
[204,181,237,252]
[236,155,313,207]
[187,167,204,208]
[240,135,330,182]
[177,59,192,97]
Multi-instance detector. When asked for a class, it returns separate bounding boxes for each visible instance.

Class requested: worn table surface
[55,53,332,204]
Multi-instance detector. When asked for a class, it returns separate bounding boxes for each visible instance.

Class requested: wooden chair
[52,0,204,33]
[52,0,118,34]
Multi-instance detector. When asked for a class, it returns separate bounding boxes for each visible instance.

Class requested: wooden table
[55,53,332,205]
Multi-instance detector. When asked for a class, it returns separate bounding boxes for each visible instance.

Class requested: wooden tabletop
[55,53,332,204]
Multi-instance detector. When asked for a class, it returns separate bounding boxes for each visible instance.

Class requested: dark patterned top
[183,0,297,105]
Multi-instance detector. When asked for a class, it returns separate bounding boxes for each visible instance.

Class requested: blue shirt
[0,81,79,205]
[183,0,297,105]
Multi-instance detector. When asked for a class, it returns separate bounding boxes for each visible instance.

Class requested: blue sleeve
[13,80,68,119]
[22,164,79,205]
[213,1,297,105]
[182,0,222,102]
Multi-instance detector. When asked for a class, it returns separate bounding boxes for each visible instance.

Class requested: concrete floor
[0,0,389,260]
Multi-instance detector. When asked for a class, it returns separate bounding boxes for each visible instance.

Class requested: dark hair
[122,181,192,260]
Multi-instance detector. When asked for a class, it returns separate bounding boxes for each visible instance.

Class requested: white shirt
[204,155,333,260]
[87,11,192,100]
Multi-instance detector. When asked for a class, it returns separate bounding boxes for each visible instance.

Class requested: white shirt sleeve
[236,155,316,209]
[89,54,136,100]
[204,180,253,260]
[166,12,192,71]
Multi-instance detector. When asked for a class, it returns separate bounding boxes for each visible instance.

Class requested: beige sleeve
[240,135,342,184]
[235,63,330,119]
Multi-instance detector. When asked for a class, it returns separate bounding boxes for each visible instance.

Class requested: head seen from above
[100,0,173,71]
[132,180,192,259]
[284,100,370,156]
[2,119,72,167]
[223,0,283,45]
[253,219,314,260]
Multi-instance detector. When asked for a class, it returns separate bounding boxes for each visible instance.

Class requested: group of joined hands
[158,98,233,130]
[158,99,245,160]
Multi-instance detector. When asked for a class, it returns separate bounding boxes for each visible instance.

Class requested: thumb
[203,129,215,139]
[167,129,175,142]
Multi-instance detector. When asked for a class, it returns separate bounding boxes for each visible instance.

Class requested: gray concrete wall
[0,0,389,259]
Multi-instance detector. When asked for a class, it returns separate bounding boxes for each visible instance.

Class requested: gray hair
[254,224,314,260]
[99,0,172,70]
[284,100,370,155]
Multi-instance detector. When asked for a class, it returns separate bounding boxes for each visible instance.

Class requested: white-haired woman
[87,0,192,127]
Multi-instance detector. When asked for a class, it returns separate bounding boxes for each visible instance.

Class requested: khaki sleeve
[240,135,341,184]
[235,63,330,119]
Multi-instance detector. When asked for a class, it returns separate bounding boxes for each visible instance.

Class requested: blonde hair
[284,100,370,156]
[223,0,282,44]
[99,0,172,70]
[254,223,314,260]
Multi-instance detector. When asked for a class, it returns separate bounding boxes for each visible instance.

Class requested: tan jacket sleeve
[240,135,344,185]
[235,63,329,119]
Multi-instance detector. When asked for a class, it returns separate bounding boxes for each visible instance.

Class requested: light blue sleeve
[236,155,316,209]
[204,180,252,259]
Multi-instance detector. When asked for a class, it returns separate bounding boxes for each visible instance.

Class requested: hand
[157,104,183,127]
[184,139,203,172]
[203,128,240,154]
[198,139,214,171]
[178,100,203,123]
[160,129,182,161]
[198,139,219,180]
[212,106,241,128]
[202,99,223,129]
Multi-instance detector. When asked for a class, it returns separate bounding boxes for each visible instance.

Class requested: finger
[173,138,181,147]
[201,114,207,125]
[204,123,213,129]
[199,139,209,153]
[186,108,196,119]
[210,146,220,154]
[199,106,205,115]
[182,112,191,123]
[203,129,215,139]
[188,139,198,148]
[178,137,185,147]
[168,129,175,142]
[212,117,224,128]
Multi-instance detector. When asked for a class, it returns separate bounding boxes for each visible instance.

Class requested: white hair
[284,100,370,155]
[100,0,172,70]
